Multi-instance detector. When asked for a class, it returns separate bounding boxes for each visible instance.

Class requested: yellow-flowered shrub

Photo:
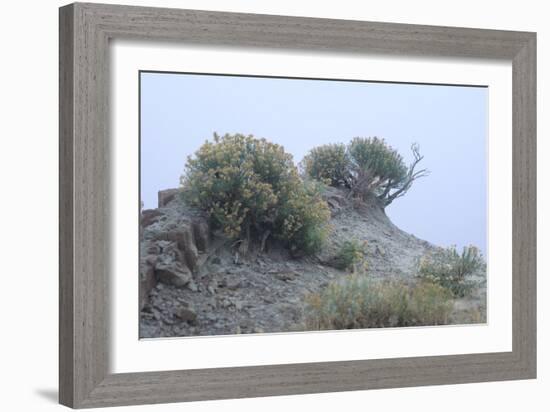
[181,133,330,254]
[275,179,331,255]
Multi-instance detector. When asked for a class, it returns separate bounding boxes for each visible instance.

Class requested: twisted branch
[382,143,429,206]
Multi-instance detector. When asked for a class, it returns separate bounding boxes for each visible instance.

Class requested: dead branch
[383,143,429,206]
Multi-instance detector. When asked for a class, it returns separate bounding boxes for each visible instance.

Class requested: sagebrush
[304,275,453,330]
[302,137,429,206]
[181,133,330,254]
[300,143,349,187]
[275,179,332,255]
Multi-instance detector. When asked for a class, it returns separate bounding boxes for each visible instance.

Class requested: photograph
[138,71,488,339]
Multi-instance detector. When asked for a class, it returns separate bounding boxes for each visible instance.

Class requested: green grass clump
[416,245,485,297]
[331,239,368,272]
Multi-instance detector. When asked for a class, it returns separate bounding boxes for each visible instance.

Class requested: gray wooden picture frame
[59,2,536,408]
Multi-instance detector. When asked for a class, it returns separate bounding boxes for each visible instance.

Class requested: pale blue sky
[140,72,487,255]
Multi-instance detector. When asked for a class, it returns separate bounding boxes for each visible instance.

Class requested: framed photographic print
[59,2,536,408]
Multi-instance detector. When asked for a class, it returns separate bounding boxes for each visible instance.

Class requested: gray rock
[141,209,163,228]
[155,260,192,288]
[154,228,200,273]
[152,308,161,321]
[175,306,197,325]
[187,280,198,292]
[162,316,176,325]
[144,254,158,266]
[139,261,156,310]
[192,220,209,252]
[156,240,183,263]
[274,272,297,282]
[226,278,242,290]
[180,227,199,272]
[146,243,161,255]
[158,188,180,208]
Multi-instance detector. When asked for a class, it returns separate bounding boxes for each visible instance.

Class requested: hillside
[139,187,486,338]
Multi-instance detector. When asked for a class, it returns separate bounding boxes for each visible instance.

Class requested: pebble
[187,281,198,292]
[175,306,198,325]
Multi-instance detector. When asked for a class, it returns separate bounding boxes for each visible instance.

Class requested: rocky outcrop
[154,227,200,272]
[324,189,347,217]
[158,188,180,208]
[139,261,156,312]
[192,220,209,252]
[141,209,163,228]
[139,189,210,309]
[154,241,193,287]
[139,186,441,336]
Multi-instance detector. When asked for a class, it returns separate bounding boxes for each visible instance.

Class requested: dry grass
[304,275,453,330]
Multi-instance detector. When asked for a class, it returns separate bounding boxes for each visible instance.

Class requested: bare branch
[383,143,429,207]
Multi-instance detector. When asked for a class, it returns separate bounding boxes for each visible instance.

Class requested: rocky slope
[139,187,484,338]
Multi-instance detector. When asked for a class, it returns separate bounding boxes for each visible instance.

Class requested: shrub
[301,144,349,187]
[348,137,407,193]
[416,245,485,297]
[408,281,454,325]
[304,275,453,330]
[331,239,368,272]
[181,133,330,254]
[276,179,331,255]
[303,137,428,206]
